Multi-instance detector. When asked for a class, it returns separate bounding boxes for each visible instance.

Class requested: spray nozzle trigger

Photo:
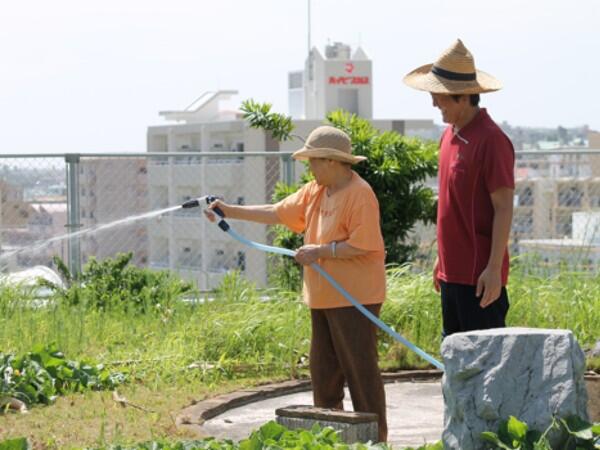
[206,196,225,218]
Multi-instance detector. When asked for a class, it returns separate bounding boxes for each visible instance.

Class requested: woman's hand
[203,199,231,222]
[294,244,325,266]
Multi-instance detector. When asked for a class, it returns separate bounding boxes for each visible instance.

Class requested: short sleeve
[345,192,384,252]
[274,182,314,233]
[482,131,515,193]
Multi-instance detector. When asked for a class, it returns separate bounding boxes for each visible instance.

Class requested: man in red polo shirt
[403,39,514,336]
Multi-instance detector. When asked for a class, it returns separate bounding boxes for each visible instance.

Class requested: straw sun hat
[292,126,366,165]
[403,39,502,94]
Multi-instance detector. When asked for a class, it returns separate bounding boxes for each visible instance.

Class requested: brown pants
[310,304,388,442]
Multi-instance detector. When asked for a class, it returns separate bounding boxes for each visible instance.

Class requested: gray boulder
[441,328,588,450]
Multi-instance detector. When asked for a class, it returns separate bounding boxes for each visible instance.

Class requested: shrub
[40,253,196,313]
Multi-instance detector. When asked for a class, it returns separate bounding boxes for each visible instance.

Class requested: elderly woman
[205,125,388,442]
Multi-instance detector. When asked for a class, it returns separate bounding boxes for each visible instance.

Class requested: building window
[288,72,303,89]
[237,251,246,272]
[337,89,359,115]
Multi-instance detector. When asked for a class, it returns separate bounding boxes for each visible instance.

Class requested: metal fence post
[282,153,294,185]
[65,153,82,277]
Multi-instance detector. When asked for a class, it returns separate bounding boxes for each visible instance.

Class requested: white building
[289,42,373,120]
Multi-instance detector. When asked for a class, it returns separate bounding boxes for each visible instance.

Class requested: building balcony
[147,159,244,188]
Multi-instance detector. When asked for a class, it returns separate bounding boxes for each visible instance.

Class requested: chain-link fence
[0,152,296,290]
[513,150,600,272]
[1,149,600,290]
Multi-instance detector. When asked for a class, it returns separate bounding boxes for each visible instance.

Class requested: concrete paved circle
[201,380,443,448]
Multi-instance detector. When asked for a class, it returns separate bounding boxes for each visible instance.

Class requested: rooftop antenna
[307,0,314,81]
[307,0,311,56]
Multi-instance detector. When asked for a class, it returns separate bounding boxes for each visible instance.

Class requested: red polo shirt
[437,108,515,286]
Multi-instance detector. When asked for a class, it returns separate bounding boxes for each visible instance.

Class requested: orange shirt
[274,171,386,309]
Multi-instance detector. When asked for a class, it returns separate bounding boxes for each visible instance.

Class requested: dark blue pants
[440,281,509,337]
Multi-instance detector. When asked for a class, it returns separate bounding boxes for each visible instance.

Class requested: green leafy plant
[72,420,391,449]
[559,415,600,450]
[40,253,196,313]
[0,438,29,450]
[241,100,294,142]
[0,344,126,406]
[480,415,600,449]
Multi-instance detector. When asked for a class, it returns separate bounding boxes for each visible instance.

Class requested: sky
[1,0,599,154]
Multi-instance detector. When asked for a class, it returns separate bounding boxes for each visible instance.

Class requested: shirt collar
[450,108,489,144]
[454,108,488,135]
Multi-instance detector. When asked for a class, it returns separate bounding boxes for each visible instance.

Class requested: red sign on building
[328,76,369,85]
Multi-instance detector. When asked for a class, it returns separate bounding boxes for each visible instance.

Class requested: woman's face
[308,158,334,185]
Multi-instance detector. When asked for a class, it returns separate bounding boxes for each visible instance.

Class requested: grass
[0,376,284,449]
[0,290,311,384]
[0,265,599,448]
[0,276,310,448]
[509,263,600,346]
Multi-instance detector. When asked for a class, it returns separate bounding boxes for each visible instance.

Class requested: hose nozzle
[181,196,228,230]
[181,198,201,209]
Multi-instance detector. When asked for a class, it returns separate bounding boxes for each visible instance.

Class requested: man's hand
[433,258,440,292]
[476,266,502,308]
[294,244,324,266]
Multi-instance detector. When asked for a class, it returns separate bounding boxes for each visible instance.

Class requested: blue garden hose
[183,196,444,371]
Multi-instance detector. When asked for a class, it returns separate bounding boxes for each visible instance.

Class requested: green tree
[327,110,438,263]
[241,101,439,288]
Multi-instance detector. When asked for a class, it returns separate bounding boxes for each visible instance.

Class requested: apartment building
[515,138,600,269]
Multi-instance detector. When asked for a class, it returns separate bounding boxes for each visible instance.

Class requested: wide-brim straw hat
[403,39,502,94]
[292,125,366,164]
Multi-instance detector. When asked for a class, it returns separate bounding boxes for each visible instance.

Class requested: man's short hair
[450,94,480,106]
